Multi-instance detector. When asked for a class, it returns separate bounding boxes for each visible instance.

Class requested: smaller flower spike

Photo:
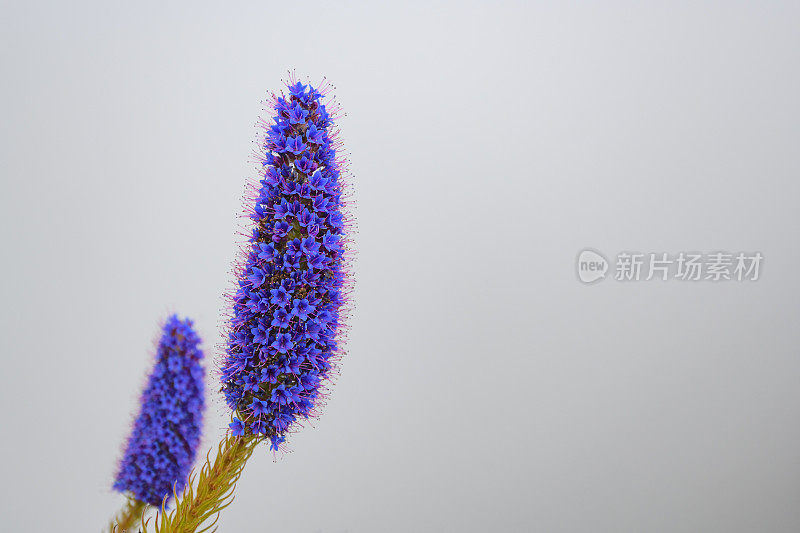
[113,315,205,507]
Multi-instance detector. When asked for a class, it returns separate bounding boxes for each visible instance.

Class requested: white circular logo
[577,249,608,284]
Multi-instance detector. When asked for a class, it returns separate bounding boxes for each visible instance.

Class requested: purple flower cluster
[114,315,205,506]
[221,79,351,450]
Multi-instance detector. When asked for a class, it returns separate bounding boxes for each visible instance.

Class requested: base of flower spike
[108,496,147,533]
[141,433,258,533]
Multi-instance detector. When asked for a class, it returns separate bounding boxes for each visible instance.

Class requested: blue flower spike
[221,75,352,452]
[113,315,205,506]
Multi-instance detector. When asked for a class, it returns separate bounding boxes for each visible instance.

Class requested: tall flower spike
[113,315,205,508]
[221,77,352,451]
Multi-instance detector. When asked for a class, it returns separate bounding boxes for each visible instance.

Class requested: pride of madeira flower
[113,315,205,507]
[221,78,351,451]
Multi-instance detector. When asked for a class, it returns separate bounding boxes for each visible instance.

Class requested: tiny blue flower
[269,286,291,306]
[287,81,307,97]
[271,332,294,353]
[229,417,245,436]
[291,298,315,320]
[287,103,309,124]
[260,365,280,384]
[271,308,290,328]
[286,135,306,155]
[306,123,324,145]
[250,398,270,416]
[273,200,290,219]
[248,267,267,288]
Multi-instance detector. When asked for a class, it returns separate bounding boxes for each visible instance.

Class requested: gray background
[2,2,799,532]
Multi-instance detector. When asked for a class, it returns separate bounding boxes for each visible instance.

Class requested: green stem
[143,433,257,533]
[109,497,147,532]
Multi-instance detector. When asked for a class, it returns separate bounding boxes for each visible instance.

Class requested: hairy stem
[144,433,258,533]
[109,497,147,532]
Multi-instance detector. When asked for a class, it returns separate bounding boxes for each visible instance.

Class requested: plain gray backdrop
[2,2,800,532]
